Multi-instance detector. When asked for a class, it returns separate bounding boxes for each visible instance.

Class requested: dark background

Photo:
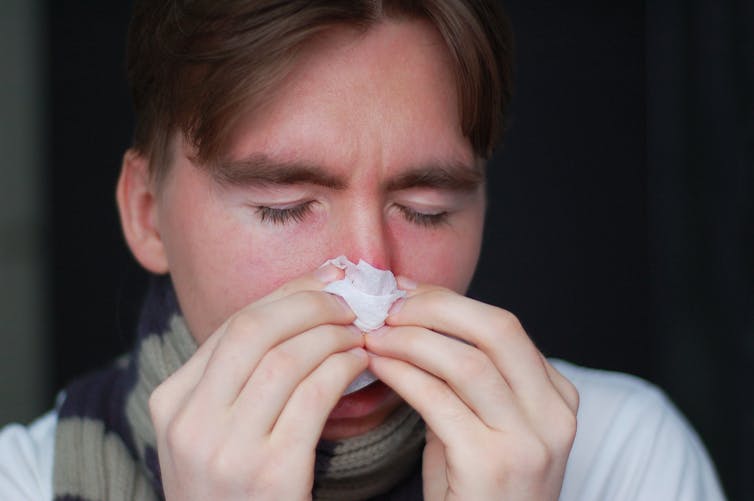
[46,1,752,498]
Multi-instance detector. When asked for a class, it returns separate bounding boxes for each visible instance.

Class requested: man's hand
[148,265,368,501]
[365,281,579,501]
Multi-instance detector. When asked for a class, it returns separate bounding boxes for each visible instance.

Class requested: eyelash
[395,205,450,228]
[254,202,449,228]
[255,202,314,225]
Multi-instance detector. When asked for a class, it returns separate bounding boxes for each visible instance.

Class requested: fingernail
[315,264,341,283]
[397,276,417,290]
[388,298,405,316]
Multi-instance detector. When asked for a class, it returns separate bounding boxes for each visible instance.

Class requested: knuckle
[298,377,330,409]
[265,346,298,375]
[425,385,465,422]
[258,461,285,490]
[290,363,332,410]
[563,379,580,411]
[165,414,200,461]
[148,385,169,423]
[206,442,279,496]
[455,349,490,384]
[512,436,552,474]
[207,447,241,488]
[306,372,332,402]
[226,310,261,338]
[551,405,578,450]
[493,308,522,332]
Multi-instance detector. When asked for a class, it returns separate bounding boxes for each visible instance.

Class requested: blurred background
[1,0,751,498]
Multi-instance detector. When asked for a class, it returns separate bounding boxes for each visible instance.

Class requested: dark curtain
[646,0,754,498]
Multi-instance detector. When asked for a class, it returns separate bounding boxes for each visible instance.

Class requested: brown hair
[126,0,513,182]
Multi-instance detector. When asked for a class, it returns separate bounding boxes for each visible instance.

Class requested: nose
[333,199,393,270]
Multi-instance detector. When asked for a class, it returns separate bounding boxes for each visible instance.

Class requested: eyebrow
[384,162,485,192]
[211,154,483,192]
[212,154,347,189]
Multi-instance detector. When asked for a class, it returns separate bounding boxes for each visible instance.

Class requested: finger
[367,353,482,448]
[153,264,346,423]
[366,326,517,429]
[149,319,223,430]
[192,289,355,409]
[232,324,364,432]
[271,348,369,448]
[251,263,345,309]
[540,354,580,413]
[387,287,562,415]
[422,428,449,501]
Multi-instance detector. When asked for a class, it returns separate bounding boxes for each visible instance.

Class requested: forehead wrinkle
[210,153,347,189]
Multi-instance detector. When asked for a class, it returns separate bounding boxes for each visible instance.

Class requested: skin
[117,18,578,501]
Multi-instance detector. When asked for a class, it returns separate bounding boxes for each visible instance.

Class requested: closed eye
[396,205,450,228]
[254,201,450,227]
[255,201,314,225]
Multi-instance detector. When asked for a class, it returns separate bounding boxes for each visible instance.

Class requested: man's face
[155,19,486,344]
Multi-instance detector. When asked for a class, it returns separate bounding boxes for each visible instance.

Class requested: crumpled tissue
[322,256,407,394]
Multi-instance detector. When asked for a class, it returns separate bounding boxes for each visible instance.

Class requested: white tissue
[322,256,407,394]
[323,256,406,331]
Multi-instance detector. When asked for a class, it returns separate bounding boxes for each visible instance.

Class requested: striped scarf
[52,276,425,500]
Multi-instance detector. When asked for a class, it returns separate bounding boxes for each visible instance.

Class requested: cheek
[388,219,483,294]
[235,213,335,288]
[156,166,341,342]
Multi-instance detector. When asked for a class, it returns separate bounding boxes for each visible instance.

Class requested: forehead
[219,18,473,175]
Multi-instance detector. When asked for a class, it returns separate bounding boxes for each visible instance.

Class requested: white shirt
[0,360,726,500]
[0,411,54,500]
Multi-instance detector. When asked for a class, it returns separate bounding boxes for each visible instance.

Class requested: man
[0,1,725,499]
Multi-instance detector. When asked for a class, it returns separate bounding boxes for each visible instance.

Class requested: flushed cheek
[385,202,484,293]
[388,229,481,293]
[205,230,323,294]
[162,214,306,338]
[249,224,336,279]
